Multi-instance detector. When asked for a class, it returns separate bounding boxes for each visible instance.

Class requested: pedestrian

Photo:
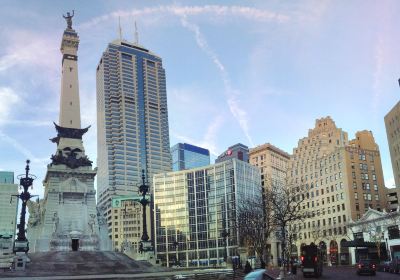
[244,261,252,274]
[291,258,297,275]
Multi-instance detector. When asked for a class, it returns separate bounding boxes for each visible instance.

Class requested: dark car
[379,261,390,272]
[389,257,400,273]
[357,259,376,276]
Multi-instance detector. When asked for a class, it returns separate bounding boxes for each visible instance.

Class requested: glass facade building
[215,143,249,164]
[153,159,261,267]
[171,143,210,171]
[96,39,172,246]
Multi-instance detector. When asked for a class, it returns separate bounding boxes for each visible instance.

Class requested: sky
[0,0,400,198]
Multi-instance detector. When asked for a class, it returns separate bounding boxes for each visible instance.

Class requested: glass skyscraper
[171,143,210,171]
[96,39,172,246]
[153,159,261,267]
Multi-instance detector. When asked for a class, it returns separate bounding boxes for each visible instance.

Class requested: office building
[153,159,261,267]
[0,172,18,240]
[109,195,145,255]
[387,188,400,212]
[215,143,249,164]
[288,117,387,265]
[249,143,290,265]
[385,101,400,187]
[96,37,172,248]
[171,143,210,171]
[347,208,400,264]
[0,172,17,269]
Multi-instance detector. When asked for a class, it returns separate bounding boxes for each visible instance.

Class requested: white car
[244,269,275,280]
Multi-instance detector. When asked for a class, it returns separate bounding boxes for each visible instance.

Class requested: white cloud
[172,114,225,156]
[0,30,58,74]
[80,5,289,29]
[0,130,47,164]
[372,36,384,114]
[180,16,254,147]
[0,87,20,125]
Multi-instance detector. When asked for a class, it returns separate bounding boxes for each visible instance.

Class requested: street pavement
[241,266,400,279]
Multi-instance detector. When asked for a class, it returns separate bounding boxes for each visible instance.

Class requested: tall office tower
[96,37,172,248]
[0,172,18,241]
[153,159,261,267]
[248,143,290,265]
[385,101,400,187]
[27,14,100,252]
[287,117,387,265]
[215,143,249,164]
[171,143,210,171]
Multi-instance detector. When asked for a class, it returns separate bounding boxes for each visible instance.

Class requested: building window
[354,193,358,200]
[388,225,400,240]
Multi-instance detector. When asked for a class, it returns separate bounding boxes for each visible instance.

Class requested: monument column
[26,12,103,253]
[59,11,81,129]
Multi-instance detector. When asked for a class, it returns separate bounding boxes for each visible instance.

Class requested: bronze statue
[63,10,74,29]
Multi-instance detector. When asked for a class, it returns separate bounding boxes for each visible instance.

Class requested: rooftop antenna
[118,16,122,41]
[134,21,139,45]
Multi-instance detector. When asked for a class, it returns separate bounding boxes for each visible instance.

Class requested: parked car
[244,269,275,280]
[356,259,376,276]
[378,261,390,272]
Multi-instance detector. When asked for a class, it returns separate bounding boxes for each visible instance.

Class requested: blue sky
[0,0,399,197]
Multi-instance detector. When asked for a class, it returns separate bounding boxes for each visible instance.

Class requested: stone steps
[1,251,165,277]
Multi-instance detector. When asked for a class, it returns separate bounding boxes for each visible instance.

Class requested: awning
[341,240,384,248]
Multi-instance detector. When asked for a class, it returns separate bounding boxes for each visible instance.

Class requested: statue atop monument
[63,10,74,29]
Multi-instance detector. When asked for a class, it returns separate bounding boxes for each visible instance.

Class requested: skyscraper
[171,143,210,171]
[215,143,249,164]
[287,117,387,265]
[96,38,172,248]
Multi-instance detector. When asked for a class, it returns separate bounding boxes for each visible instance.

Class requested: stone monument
[27,12,101,252]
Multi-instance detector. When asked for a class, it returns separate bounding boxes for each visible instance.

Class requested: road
[246,266,400,279]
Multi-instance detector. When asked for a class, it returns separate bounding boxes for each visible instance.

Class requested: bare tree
[270,183,306,274]
[237,187,273,267]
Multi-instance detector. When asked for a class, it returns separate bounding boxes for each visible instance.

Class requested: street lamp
[173,240,179,266]
[12,160,37,253]
[221,229,230,264]
[138,169,151,253]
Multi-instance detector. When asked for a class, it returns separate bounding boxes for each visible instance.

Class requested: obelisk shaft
[59,28,81,129]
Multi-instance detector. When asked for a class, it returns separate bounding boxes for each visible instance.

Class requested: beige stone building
[386,187,400,211]
[110,196,145,257]
[288,117,387,265]
[385,102,400,187]
[249,143,290,265]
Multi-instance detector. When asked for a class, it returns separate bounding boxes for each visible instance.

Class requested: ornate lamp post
[221,229,230,264]
[13,160,37,253]
[173,240,179,266]
[138,169,151,253]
